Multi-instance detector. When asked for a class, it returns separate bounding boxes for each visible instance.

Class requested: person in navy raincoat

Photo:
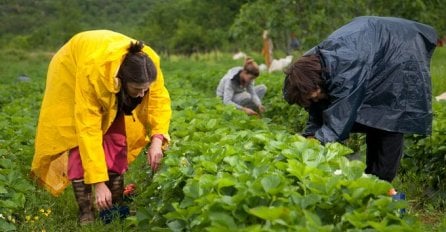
[282,16,437,185]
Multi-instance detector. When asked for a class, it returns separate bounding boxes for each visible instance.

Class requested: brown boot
[99,173,130,223]
[106,172,124,205]
[72,180,95,225]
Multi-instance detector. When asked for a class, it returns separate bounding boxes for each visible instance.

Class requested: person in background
[282,16,437,195]
[262,30,273,69]
[216,57,267,116]
[287,32,301,55]
[31,30,172,225]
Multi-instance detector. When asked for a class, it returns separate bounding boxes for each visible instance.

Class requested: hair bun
[128,41,144,54]
[244,57,254,65]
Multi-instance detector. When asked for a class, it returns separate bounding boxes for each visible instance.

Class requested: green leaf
[300,194,322,209]
[248,206,288,221]
[0,159,13,169]
[0,221,16,232]
[260,175,281,194]
[167,220,187,232]
[216,178,236,193]
[340,159,365,180]
[303,210,322,226]
[206,119,217,130]
[326,142,353,157]
[0,200,18,209]
[200,161,218,173]
[12,193,25,208]
[183,180,200,198]
[287,159,321,181]
[0,186,8,194]
[209,212,237,229]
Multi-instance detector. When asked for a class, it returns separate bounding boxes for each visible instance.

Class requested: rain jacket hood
[300,16,437,143]
[31,30,172,196]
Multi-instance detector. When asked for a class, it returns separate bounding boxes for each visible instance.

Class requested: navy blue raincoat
[301,16,437,143]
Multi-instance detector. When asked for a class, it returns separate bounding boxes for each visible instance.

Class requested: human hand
[258,105,265,113]
[94,182,112,210]
[147,137,164,173]
[243,107,258,116]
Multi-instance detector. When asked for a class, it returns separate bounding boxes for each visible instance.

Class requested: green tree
[136,0,250,54]
[230,0,445,53]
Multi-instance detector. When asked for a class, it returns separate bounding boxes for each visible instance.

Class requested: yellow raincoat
[31,30,172,196]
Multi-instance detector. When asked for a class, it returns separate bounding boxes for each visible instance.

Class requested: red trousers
[68,114,128,180]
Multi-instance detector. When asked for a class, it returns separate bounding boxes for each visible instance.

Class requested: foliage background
[1,0,445,54]
[1,0,446,231]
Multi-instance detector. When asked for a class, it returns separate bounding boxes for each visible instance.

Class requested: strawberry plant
[0,53,45,231]
[131,59,420,231]
[0,85,39,231]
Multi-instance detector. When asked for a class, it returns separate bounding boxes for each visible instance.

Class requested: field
[1,48,446,231]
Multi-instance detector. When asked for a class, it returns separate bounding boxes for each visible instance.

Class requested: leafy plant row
[0,81,42,231]
[132,68,420,231]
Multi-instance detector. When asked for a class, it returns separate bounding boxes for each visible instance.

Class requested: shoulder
[222,67,242,79]
[228,66,243,73]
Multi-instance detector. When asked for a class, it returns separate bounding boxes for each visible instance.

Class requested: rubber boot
[99,173,129,224]
[72,180,95,225]
[106,172,124,205]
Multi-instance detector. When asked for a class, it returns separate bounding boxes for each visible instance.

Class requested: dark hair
[118,41,157,84]
[243,57,260,77]
[283,55,324,107]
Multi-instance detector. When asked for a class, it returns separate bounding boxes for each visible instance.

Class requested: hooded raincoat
[301,16,437,143]
[31,30,172,196]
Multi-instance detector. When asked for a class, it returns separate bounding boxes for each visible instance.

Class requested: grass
[431,48,446,96]
[1,47,445,231]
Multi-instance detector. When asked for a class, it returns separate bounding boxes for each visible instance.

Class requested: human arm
[144,48,172,142]
[147,134,163,172]
[302,103,325,137]
[143,49,172,171]
[73,68,112,209]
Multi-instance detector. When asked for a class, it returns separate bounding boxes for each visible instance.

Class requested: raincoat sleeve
[314,43,369,143]
[146,54,172,142]
[74,68,109,184]
[302,104,323,137]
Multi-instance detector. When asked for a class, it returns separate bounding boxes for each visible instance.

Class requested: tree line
[0,0,444,54]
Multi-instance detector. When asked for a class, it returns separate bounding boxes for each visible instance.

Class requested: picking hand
[243,107,258,116]
[94,182,112,210]
[147,137,164,172]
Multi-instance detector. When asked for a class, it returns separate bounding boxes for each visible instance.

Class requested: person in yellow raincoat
[31,30,171,225]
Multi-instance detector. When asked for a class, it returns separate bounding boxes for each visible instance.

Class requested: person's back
[216,67,243,98]
[315,16,437,138]
[283,16,437,187]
